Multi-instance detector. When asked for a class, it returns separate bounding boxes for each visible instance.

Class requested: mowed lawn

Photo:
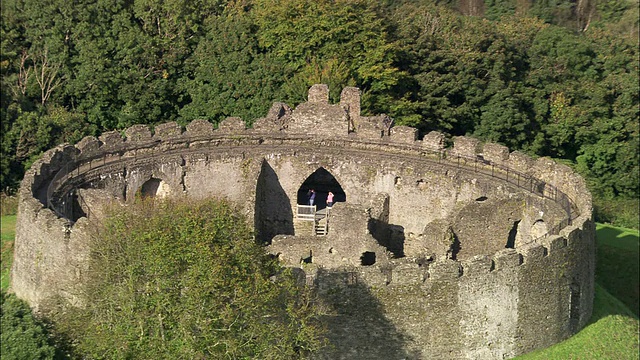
[1,214,16,291]
[516,224,639,359]
[595,224,639,316]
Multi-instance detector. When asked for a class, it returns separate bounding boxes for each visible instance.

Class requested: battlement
[13,85,595,360]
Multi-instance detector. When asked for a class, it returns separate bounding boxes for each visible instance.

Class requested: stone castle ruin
[12,85,595,359]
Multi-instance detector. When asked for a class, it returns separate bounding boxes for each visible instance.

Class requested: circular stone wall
[11,85,595,359]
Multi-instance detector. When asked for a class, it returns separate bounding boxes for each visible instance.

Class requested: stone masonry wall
[12,85,594,359]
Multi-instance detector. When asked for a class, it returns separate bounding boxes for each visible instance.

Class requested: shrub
[56,198,325,359]
[1,291,56,360]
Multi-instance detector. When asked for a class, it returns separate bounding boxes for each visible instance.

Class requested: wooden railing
[297,205,317,221]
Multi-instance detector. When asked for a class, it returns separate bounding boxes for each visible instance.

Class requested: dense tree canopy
[1,0,638,218]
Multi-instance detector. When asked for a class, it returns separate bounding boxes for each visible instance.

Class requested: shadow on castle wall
[368,219,406,258]
[313,268,421,360]
[255,160,294,244]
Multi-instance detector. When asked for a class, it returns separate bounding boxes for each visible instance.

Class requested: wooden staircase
[315,218,328,236]
[296,205,330,236]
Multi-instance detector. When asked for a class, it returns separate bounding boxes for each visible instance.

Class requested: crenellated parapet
[13,84,595,360]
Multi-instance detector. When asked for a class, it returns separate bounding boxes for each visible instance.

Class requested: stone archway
[137,178,171,199]
[296,167,346,210]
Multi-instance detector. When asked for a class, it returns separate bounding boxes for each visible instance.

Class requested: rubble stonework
[12,85,595,359]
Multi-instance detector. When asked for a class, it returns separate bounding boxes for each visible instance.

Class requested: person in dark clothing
[308,189,316,206]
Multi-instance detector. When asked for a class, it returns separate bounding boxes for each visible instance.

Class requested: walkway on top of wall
[46,134,579,233]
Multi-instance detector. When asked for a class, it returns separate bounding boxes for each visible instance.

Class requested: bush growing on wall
[54,198,325,359]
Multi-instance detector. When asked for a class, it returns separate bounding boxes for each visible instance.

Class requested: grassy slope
[516,224,640,359]
[1,215,16,291]
[595,224,639,316]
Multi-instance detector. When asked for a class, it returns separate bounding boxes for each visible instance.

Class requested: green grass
[1,215,16,291]
[595,224,639,315]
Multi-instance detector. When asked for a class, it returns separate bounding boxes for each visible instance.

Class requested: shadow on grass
[595,224,639,317]
[312,268,420,360]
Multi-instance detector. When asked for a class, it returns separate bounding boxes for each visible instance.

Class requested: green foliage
[1,291,56,360]
[0,193,18,216]
[594,197,640,230]
[55,198,324,359]
[251,0,402,115]
[483,0,517,20]
[1,105,95,190]
[179,9,287,125]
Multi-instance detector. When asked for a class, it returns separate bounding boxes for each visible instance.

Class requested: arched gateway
[12,84,595,360]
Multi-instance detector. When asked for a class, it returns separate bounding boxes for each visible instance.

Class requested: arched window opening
[530,219,547,239]
[137,178,170,199]
[296,167,346,210]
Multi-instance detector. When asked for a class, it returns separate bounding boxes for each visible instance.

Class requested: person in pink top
[326,191,334,208]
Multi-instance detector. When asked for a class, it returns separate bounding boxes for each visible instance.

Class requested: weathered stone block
[267,102,292,120]
[75,136,101,158]
[507,151,534,175]
[532,157,557,181]
[98,131,124,148]
[462,254,493,275]
[286,102,349,137]
[340,86,361,120]
[153,122,182,140]
[359,266,388,286]
[482,143,509,164]
[521,243,547,262]
[251,117,281,132]
[125,124,152,143]
[390,263,424,285]
[218,117,246,132]
[452,136,481,157]
[493,248,522,270]
[185,119,214,137]
[428,259,462,281]
[308,84,330,103]
[422,131,445,152]
[356,122,384,139]
[548,236,567,252]
[390,126,418,144]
